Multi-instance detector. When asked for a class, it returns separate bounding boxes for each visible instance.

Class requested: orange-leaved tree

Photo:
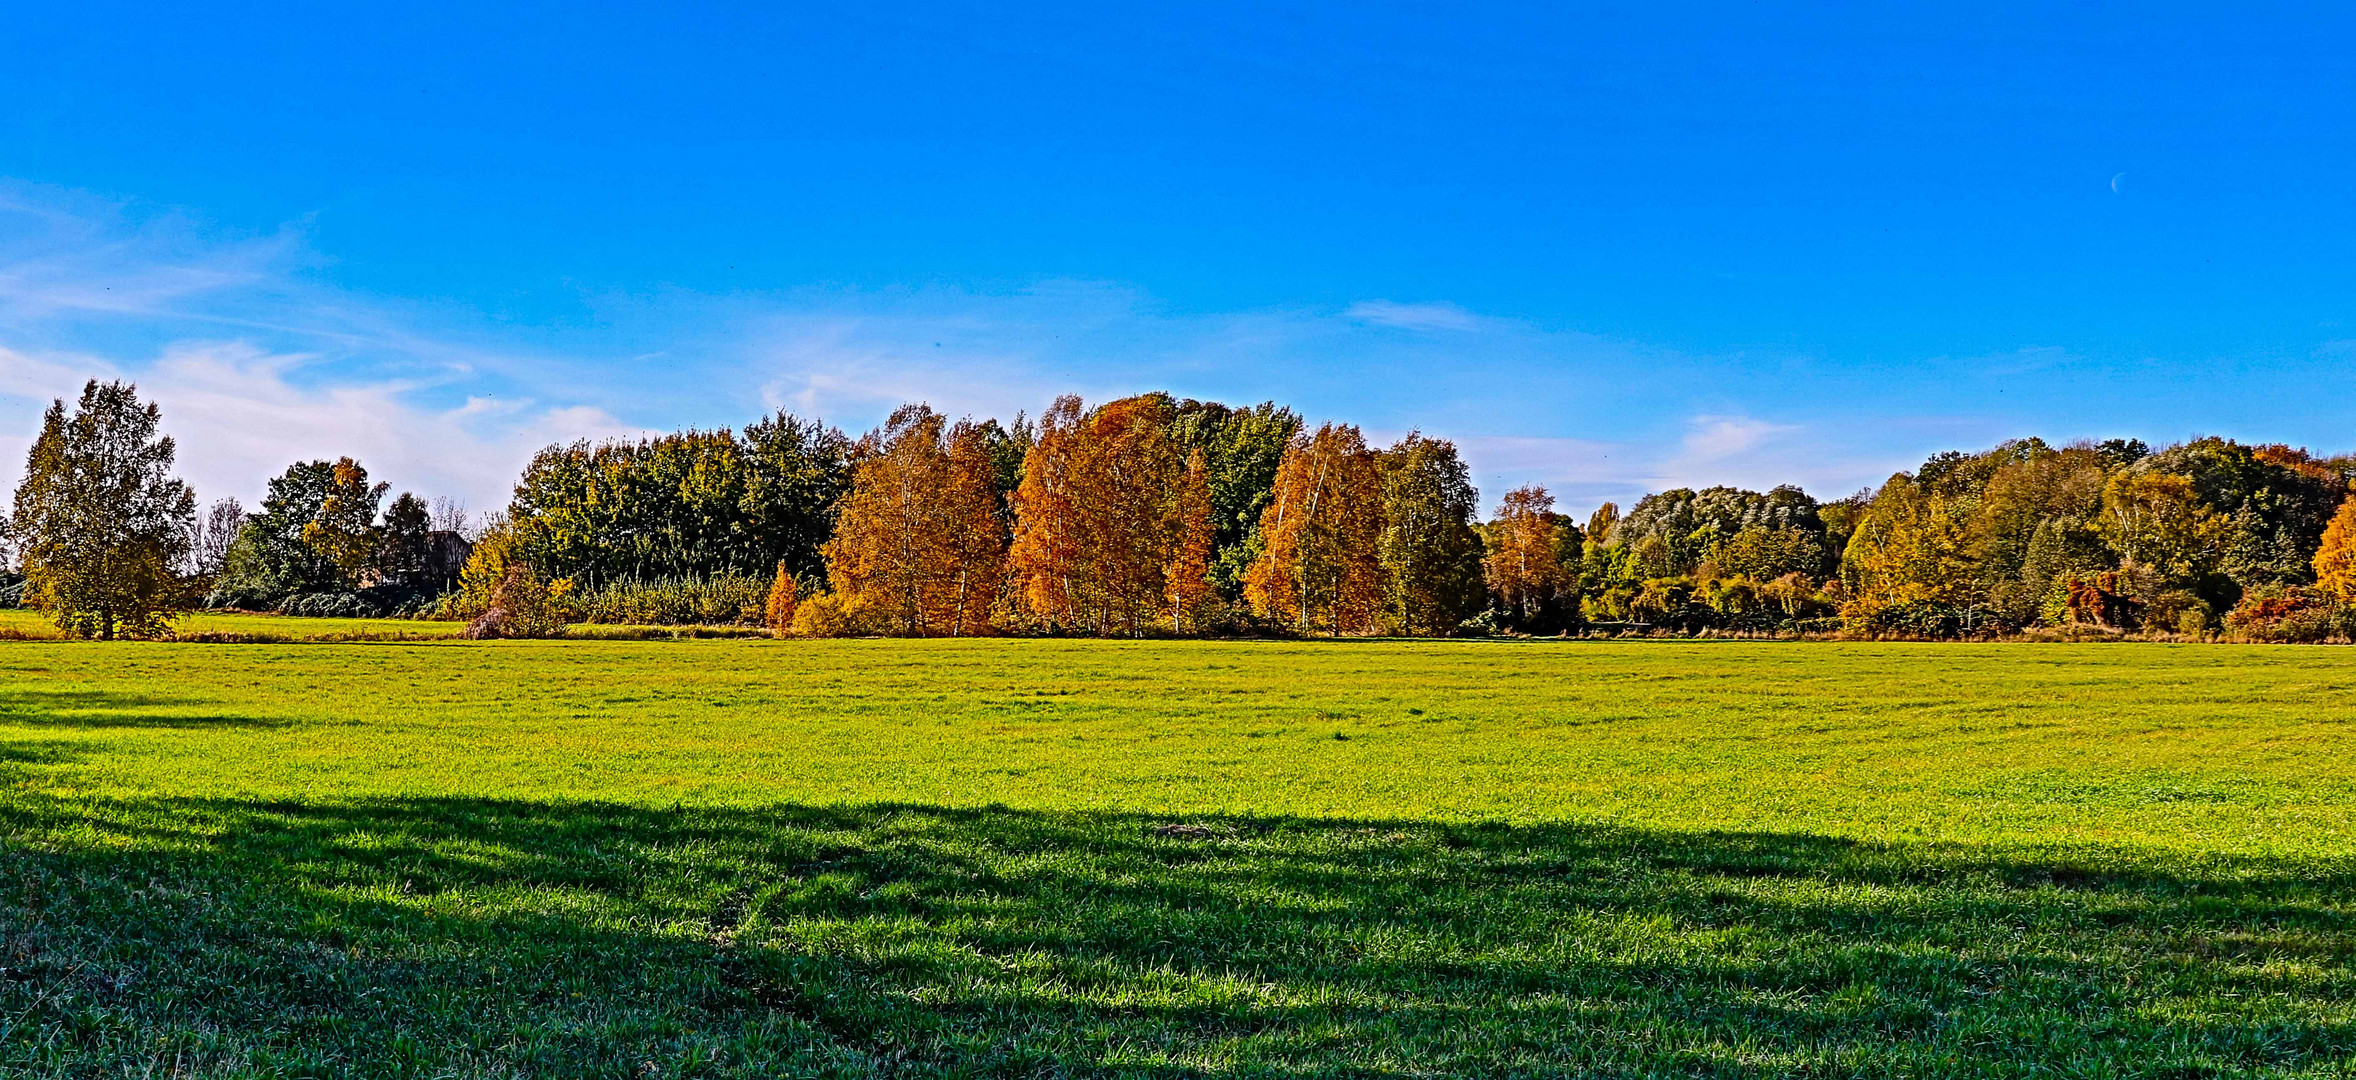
[1483,485,1570,625]
[1007,394,1209,634]
[1165,449,1216,629]
[821,404,1006,636]
[1243,422,1385,634]
[764,560,798,637]
[2315,493,2356,603]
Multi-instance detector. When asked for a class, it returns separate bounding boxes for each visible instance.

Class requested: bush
[1840,600,1997,639]
[1455,608,1508,637]
[2226,585,2354,643]
[463,567,567,639]
[791,592,852,637]
[2143,589,2211,636]
[281,591,376,619]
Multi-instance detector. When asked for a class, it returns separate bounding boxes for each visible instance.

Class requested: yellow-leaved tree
[1165,450,1217,630]
[764,560,798,637]
[2315,494,2356,603]
[1244,422,1385,634]
[2098,470,2225,589]
[1840,474,1978,612]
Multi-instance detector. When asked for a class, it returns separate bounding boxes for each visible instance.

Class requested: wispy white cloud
[1343,299,1490,332]
[1676,414,1802,464]
[0,340,638,510]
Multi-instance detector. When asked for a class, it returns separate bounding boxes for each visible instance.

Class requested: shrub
[463,566,567,639]
[2143,589,2210,635]
[281,592,376,619]
[1840,600,2001,639]
[791,591,852,637]
[2045,572,2139,629]
[2225,585,2353,643]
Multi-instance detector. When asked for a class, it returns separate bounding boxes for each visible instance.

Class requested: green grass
[0,608,462,641]
[4,632,2355,1076]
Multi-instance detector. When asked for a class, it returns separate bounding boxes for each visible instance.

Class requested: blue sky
[3,2,2352,514]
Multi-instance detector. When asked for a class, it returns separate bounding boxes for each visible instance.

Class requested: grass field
[0,608,461,641]
[4,631,2355,1076]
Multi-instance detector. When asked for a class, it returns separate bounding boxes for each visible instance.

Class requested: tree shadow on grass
[3,793,2353,1078]
[0,686,291,729]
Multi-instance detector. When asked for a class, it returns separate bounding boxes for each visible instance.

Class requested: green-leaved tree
[8,380,198,639]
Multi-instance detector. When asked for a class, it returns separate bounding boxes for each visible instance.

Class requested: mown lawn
[3,632,2354,1077]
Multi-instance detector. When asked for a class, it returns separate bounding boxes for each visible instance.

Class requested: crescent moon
[2110,172,2126,193]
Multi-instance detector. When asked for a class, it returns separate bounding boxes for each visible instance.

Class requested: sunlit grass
[0,607,462,640]
[4,629,2354,1076]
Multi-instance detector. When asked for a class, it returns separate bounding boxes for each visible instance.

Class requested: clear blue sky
[2,2,2351,512]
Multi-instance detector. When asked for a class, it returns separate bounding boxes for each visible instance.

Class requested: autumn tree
[1377,434,1486,635]
[764,560,799,637]
[1704,526,1823,583]
[2313,494,2356,603]
[1585,502,1620,547]
[1244,423,1386,633]
[1483,486,1572,627]
[2099,470,2225,591]
[8,380,198,639]
[1967,444,2109,624]
[1006,395,1210,634]
[2139,438,2346,590]
[1165,450,1217,629]
[822,404,1006,636]
[1841,474,1978,615]
[937,419,1009,636]
[211,460,383,606]
[302,457,389,581]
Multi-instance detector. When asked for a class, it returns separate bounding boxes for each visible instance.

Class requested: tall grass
[558,574,769,625]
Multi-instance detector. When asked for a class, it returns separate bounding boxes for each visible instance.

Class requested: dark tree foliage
[509,412,853,584]
[742,412,860,580]
[377,492,434,584]
[1377,434,1488,635]
[1168,398,1304,600]
[2094,438,2151,471]
[975,413,1033,514]
[213,461,357,607]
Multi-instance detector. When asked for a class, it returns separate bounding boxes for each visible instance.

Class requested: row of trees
[3,382,477,635]
[10,379,2356,640]
[801,398,1489,637]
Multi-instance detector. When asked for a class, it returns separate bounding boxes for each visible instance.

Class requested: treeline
[9,380,2356,641]
[446,392,2356,642]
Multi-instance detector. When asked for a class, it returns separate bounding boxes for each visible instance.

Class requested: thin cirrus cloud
[1342,300,1492,333]
[0,182,1930,518]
